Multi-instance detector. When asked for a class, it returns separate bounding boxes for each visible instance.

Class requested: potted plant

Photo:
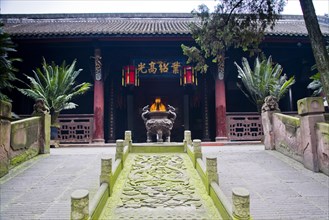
[18,58,92,138]
[235,55,295,112]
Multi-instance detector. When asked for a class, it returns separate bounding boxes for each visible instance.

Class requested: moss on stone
[0,163,9,178]
[317,122,329,144]
[10,147,39,168]
[324,114,329,122]
[317,122,329,134]
[275,113,300,127]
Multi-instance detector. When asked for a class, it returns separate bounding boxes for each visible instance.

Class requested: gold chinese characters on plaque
[136,61,182,75]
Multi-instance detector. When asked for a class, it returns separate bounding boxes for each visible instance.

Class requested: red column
[215,78,227,141]
[93,48,104,143]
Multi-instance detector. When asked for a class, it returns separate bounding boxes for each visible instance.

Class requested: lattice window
[226,114,263,141]
[57,115,93,143]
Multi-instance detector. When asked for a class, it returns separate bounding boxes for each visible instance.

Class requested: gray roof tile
[1,13,328,38]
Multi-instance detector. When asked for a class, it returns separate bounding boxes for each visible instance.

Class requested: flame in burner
[150,98,166,112]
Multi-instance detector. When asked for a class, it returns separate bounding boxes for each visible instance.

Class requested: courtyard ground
[0,145,328,219]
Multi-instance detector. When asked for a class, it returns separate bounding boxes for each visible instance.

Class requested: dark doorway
[132,78,184,142]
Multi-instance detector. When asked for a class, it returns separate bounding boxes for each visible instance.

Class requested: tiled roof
[1,13,328,38]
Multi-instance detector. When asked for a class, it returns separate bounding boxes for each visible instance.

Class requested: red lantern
[122,65,138,86]
[181,66,197,86]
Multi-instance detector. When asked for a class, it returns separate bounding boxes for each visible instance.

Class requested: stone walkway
[0,147,115,220]
[0,145,328,219]
[202,145,329,220]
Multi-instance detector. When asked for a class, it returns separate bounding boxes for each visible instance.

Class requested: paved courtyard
[1,145,328,219]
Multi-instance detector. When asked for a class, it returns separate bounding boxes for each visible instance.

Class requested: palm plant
[307,44,328,96]
[235,56,295,112]
[18,59,92,126]
[307,72,322,96]
[0,22,21,101]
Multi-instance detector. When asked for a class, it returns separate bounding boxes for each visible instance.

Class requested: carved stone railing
[57,114,93,143]
[226,112,263,141]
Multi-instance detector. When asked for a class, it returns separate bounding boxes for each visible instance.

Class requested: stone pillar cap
[193,139,201,143]
[297,97,324,116]
[101,155,112,160]
[206,156,217,160]
[71,189,89,199]
[232,187,250,197]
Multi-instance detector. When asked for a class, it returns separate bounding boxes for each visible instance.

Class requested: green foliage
[235,55,295,111]
[18,58,92,125]
[181,0,285,78]
[307,44,328,96]
[0,22,21,101]
[307,72,322,96]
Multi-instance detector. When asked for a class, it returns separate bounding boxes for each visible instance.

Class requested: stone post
[206,156,219,184]
[100,156,112,195]
[100,156,112,184]
[193,139,202,160]
[115,139,124,161]
[261,110,275,150]
[124,130,132,150]
[39,113,50,154]
[71,189,89,220]
[0,100,11,178]
[183,130,192,152]
[184,130,192,145]
[232,187,250,220]
[298,97,325,172]
[261,95,280,150]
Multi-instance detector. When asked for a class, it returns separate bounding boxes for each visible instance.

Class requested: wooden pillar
[92,48,105,143]
[127,94,134,131]
[203,76,210,141]
[215,53,228,141]
[184,94,189,130]
[107,80,116,143]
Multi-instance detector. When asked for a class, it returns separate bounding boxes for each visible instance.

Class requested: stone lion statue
[32,99,49,115]
[261,95,280,113]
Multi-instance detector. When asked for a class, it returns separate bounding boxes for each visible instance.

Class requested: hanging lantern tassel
[127,66,130,85]
[180,72,182,86]
[122,68,124,86]
[192,68,195,84]
[184,68,186,85]
[196,71,198,86]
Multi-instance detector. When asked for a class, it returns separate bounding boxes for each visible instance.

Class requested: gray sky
[0,0,328,15]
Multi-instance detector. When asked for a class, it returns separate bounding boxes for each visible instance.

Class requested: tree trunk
[51,111,60,127]
[299,0,329,101]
